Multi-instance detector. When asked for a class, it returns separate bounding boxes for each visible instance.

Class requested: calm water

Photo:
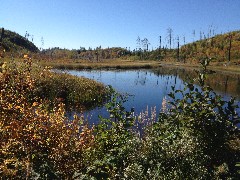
[66,68,240,124]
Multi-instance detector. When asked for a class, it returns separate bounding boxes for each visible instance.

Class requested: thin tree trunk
[228,34,232,62]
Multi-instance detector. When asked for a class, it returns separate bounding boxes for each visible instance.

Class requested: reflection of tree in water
[207,73,240,98]
[237,77,240,93]
[152,67,240,99]
[224,76,228,94]
[134,70,179,88]
[134,70,147,86]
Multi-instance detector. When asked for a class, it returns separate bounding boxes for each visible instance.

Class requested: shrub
[0,60,96,178]
[81,88,140,179]
[141,58,240,179]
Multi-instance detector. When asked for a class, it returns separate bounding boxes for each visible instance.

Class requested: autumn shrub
[0,60,95,178]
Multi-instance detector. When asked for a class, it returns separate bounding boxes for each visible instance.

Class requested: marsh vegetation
[0,56,239,179]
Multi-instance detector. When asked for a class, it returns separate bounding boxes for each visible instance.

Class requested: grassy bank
[0,58,109,110]
[39,58,240,75]
[34,69,108,110]
[39,59,162,70]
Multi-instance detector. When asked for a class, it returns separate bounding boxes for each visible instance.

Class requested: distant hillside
[0,28,39,53]
[1,28,239,63]
[40,30,240,62]
[41,47,130,61]
[180,30,240,62]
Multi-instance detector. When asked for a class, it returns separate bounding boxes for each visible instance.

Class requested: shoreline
[39,59,240,75]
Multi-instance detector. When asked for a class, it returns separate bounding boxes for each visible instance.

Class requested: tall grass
[33,68,108,110]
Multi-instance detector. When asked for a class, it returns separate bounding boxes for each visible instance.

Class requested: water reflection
[66,67,240,124]
[152,67,240,99]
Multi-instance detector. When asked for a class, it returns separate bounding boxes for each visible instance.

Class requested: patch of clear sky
[1,0,239,50]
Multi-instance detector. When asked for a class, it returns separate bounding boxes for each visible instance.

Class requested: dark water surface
[66,67,240,124]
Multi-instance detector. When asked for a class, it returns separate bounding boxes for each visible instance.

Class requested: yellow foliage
[0,59,95,178]
[23,54,29,59]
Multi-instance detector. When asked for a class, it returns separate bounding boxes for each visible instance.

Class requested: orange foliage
[0,59,94,178]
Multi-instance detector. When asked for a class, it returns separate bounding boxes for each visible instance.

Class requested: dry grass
[39,58,162,69]
[160,61,240,75]
[2,56,240,74]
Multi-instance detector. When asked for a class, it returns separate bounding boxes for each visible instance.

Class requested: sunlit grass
[39,58,162,70]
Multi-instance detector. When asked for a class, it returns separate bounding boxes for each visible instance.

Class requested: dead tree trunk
[228,34,232,62]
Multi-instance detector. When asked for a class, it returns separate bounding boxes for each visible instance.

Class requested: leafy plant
[82,88,139,179]
[142,57,240,179]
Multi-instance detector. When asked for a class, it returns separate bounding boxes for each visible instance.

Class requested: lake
[66,67,240,124]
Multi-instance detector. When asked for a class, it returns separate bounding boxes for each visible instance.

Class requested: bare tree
[200,31,202,40]
[41,37,44,50]
[177,36,180,61]
[167,28,173,49]
[141,38,150,60]
[25,31,30,40]
[159,36,162,60]
[136,36,141,51]
[141,38,150,51]
[159,36,162,49]
[192,30,195,42]
[228,34,232,62]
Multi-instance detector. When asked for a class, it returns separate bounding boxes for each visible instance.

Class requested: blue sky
[1,0,239,50]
